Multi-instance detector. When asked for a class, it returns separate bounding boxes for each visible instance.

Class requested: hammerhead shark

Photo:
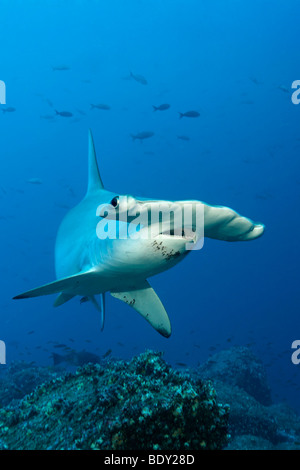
[13,131,264,337]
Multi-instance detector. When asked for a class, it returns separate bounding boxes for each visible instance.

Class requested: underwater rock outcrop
[197,346,272,406]
[0,361,62,408]
[1,347,300,450]
[0,351,229,450]
[195,346,300,449]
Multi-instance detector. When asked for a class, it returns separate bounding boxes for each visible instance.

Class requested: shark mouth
[158,228,197,240]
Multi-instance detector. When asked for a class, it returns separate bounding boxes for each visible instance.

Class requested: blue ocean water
[1,0,300,422]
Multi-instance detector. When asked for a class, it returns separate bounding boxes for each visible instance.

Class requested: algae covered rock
[197,346,272,405]
[0,361,62,408]
[208,380,278,443]
[195,347,300,449]
[225,434,274,450]
[0,351,229,450]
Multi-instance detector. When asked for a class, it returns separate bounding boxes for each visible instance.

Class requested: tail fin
[152,106,158,111]
[90,294,105,331]
[130,134,136,141]
[80,294,105,332]
[178,112,184,119]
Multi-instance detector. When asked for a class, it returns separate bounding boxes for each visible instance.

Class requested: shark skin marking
[151,240,181,261]
[13,130,265,337]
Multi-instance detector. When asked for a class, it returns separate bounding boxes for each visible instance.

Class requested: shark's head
[95,194,202,280]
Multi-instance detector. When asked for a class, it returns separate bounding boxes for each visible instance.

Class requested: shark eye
[111,196,119,208]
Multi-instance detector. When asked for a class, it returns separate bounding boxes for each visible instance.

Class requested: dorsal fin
[86,129,104,195]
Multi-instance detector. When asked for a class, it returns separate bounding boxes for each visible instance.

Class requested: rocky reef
[0,351,229,450]
[195,346,300,450]
[0,361,62,408]
[0,346,299,450]
[197,346,272,405]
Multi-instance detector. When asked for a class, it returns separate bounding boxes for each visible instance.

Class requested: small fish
[40,114,55,120]
[27,178,42,185]
[2,107,16,113]
[130,71,147,85]
[152,103,170,111]
[255,192,272,200]
[175,362,187,367]
[177,135,190,141]
[52,65,70,71]
[27,330,35,335]
[278,84,289,93]
[102,348,112,358]
[80,296,89,304]
[45,98,54,108]
[55,110,73,117]
[178,111,200,119]
[54,203,71,210]
[249,77,263,85]
[130,131,154,141]
[90,103,111,110]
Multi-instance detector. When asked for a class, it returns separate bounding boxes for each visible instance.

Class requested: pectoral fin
[13,269,99,300]
[111,280,171,338]
[54,292,75,307]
